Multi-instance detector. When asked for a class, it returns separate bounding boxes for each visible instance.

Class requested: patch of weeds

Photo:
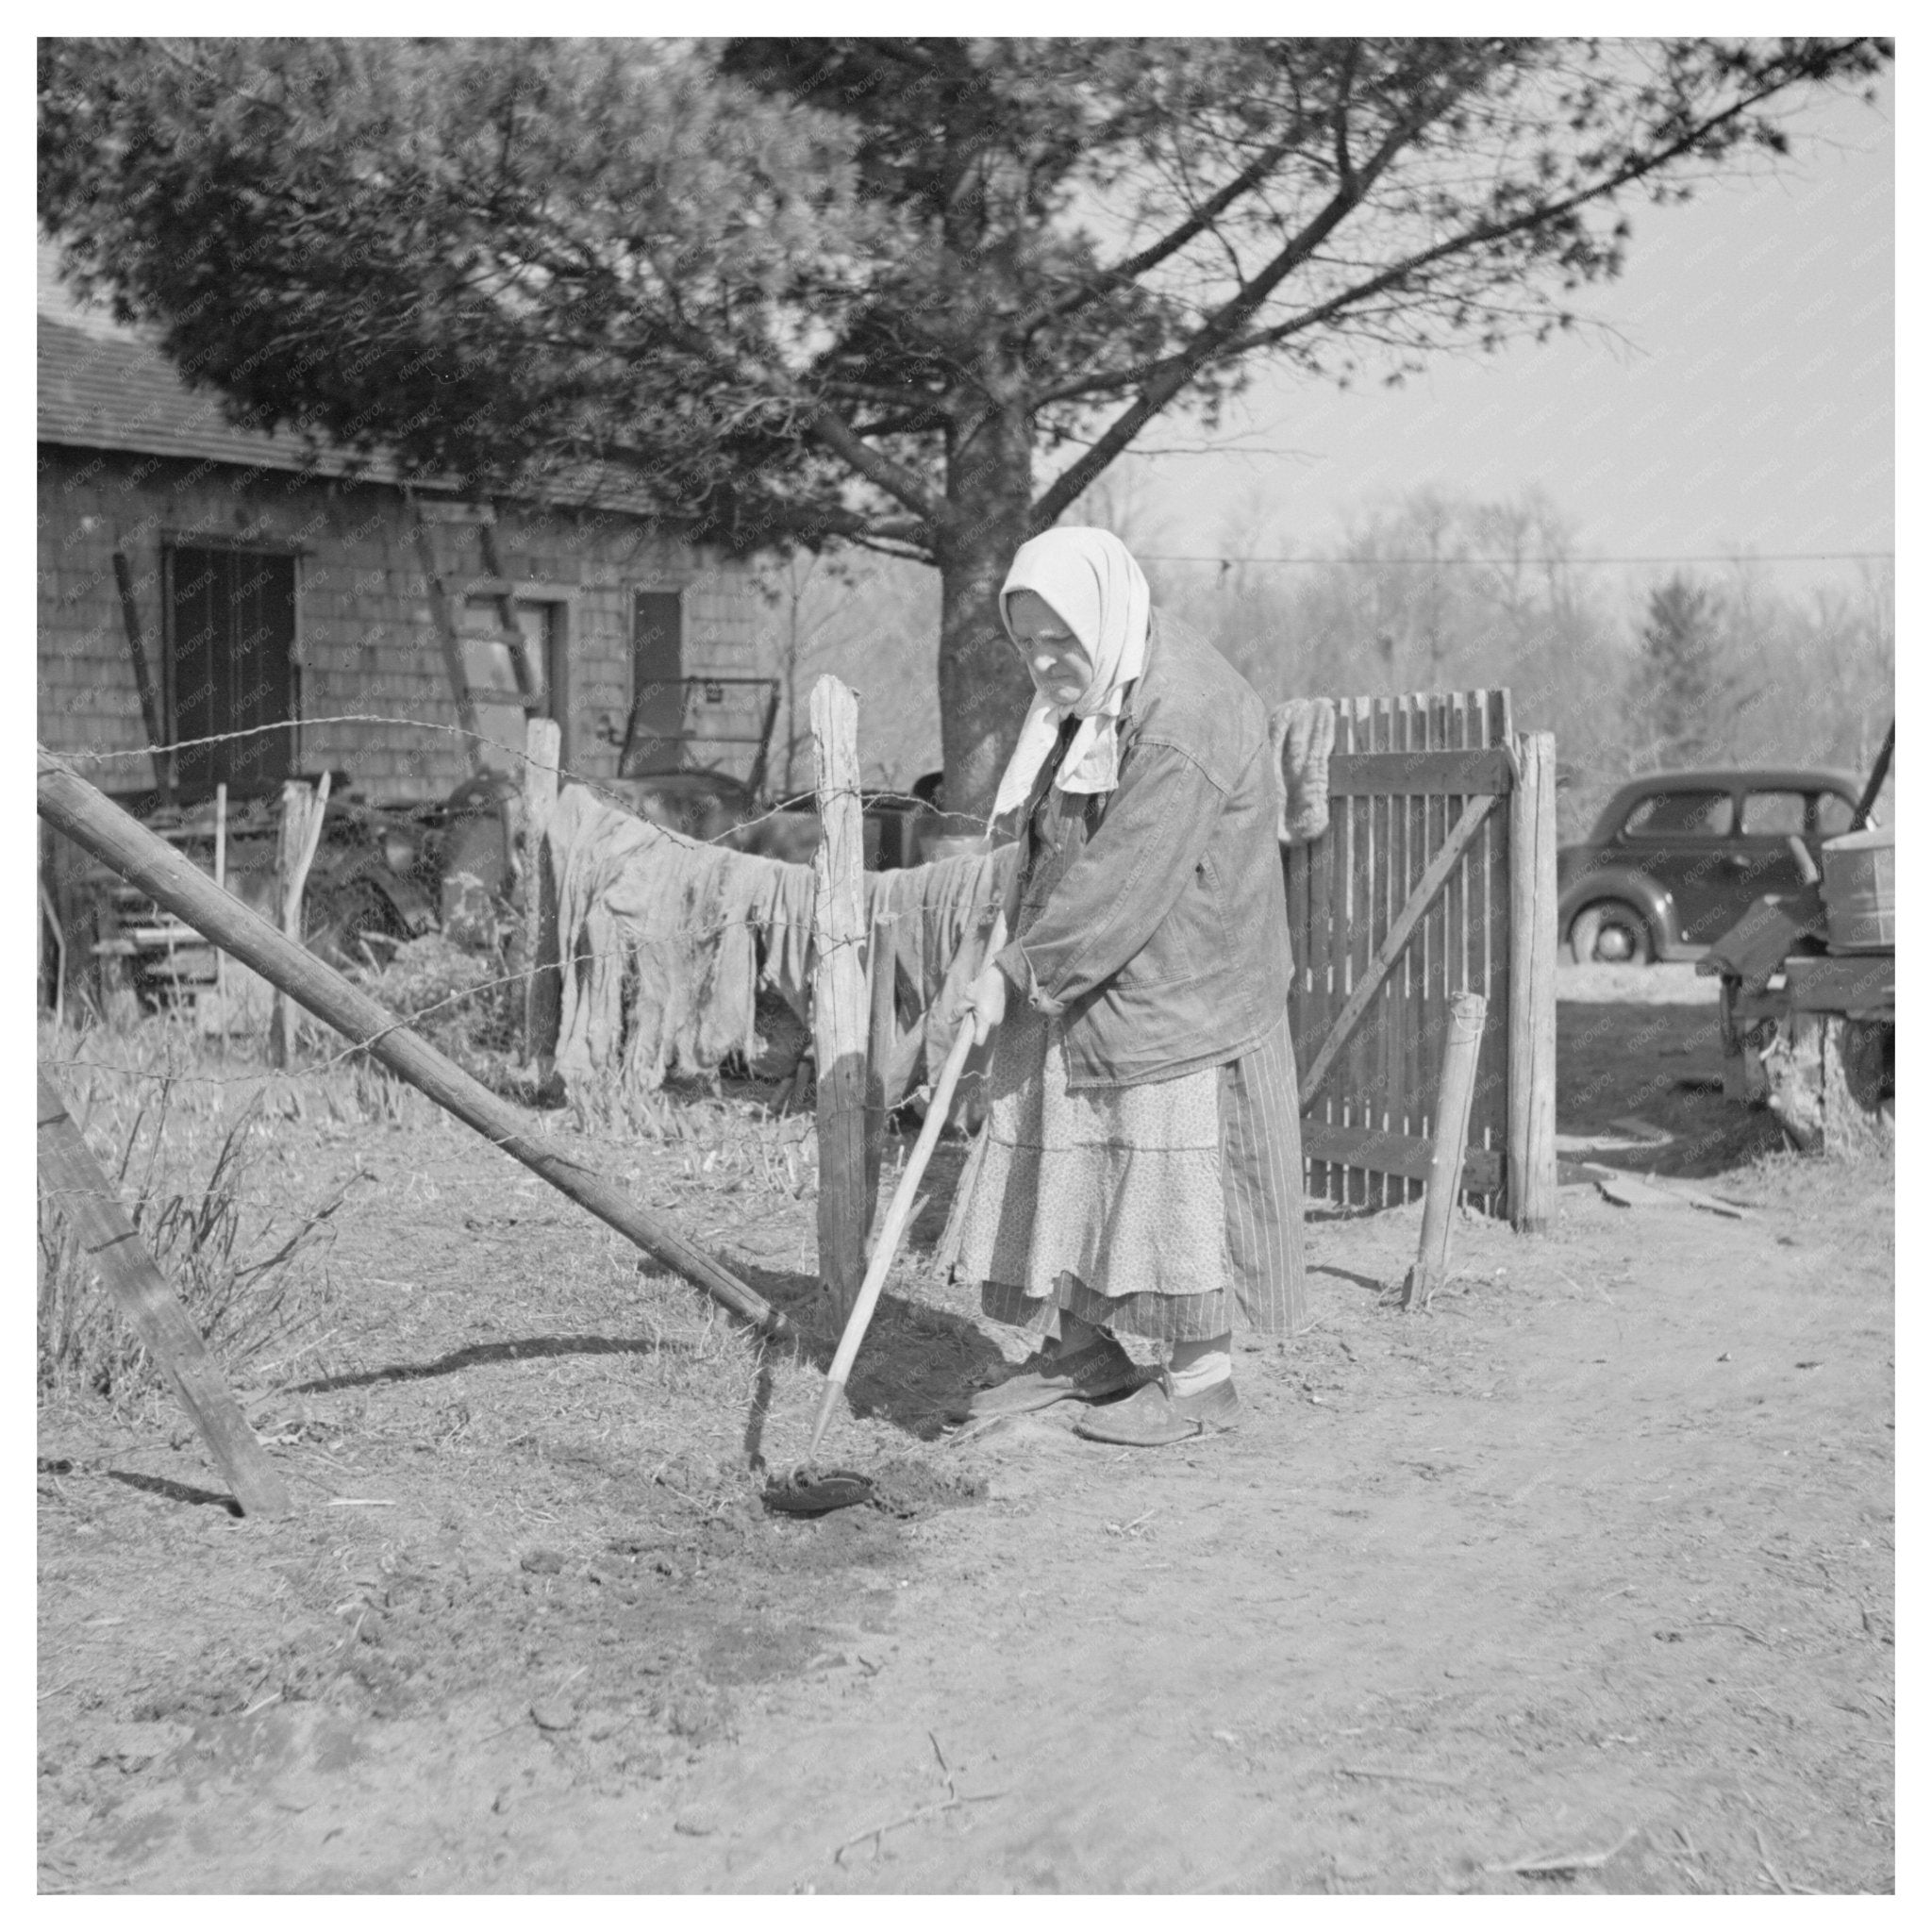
[348,933,523,1094]
[38,1039,351,1402]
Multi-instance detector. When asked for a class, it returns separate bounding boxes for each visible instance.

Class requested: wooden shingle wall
[38,446,758,801]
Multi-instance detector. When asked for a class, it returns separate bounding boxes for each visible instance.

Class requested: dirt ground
[37,962,1894,1894]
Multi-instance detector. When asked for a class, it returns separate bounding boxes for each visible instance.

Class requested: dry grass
[38,1012,355,1401]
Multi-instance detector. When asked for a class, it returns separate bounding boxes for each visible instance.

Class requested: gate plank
[1317,701,1355,1200]
[1426,695,1450,1159]
[1477,690,1512,1214]
[1370,696,1394,1208]
[1345,697,1375,1207]
[1325,747,1514,793]
[1301,1119,1505,1191]
[1401,694,1426,1201]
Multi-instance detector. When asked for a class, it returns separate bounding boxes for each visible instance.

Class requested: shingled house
[37,240,760,811]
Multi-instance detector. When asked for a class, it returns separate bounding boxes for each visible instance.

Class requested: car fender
[1557,865,1676,949]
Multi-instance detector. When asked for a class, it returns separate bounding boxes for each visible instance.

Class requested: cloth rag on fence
[1269,696,1335,847]
[544,786,1015,1100]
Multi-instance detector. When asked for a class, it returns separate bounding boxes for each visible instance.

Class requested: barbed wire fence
[38,708,1008,1203]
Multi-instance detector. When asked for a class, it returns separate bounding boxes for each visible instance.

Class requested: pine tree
[1633,574,1732,767]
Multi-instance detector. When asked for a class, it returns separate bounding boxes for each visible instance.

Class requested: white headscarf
[988,526,1152,825]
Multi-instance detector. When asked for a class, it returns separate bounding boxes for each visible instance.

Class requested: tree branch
[648,315,957,530]
[1030,58,1457,526]
[797,403,953,530]
[1007,125,1307,344]
[1031,40,1870,528]
[1208,54,1859,368]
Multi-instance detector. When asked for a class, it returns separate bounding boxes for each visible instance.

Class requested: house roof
[36,239,665,518]
[37,311,425,484]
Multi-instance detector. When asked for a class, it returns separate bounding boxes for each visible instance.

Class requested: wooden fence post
[1405,991,1487,1310]
[810,677,869,1322]
[37,748,797,1343]
[210,781,228,1039]
[271,773,330,1068]
[38,1069,291,1518]
[1506,732,1558,1230]
[521,716,562,1066]
[864,901,897,1241]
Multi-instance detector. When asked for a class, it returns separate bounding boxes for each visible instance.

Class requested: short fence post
[1507,731,1558,1230]
[271,773,330,1069]
[210,780,229,1040]
[521,717,562,1066]
[1406,991,1487,1310]
[809,677,870,1323]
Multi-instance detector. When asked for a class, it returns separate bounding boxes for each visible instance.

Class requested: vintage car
[1557,767,1869,964]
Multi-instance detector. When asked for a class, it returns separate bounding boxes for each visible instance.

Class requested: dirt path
[38,973,1892,1893]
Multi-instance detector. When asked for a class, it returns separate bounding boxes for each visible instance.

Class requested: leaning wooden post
[37,748,797,1343]
[1405,991,1487,1310]
[112,549,173,806]
[38,1069,291,1518]
[271,773,330,1068]
[809,677,870,1323]
[1506,731,1558,1230]
[521,717,562,1066]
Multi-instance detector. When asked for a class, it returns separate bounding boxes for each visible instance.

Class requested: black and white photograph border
[29,16,1898,1900]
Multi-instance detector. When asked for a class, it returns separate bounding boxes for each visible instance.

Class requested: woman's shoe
[956,1337,1144,1420]
[1072,1374,1241,1446]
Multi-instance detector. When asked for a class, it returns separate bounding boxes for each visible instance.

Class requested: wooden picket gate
[1285,689,1557,1229]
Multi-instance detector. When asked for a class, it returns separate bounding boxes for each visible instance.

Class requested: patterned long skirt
[955,1003,1305,1345]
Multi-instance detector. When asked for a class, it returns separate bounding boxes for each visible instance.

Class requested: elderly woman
[954,526,1304,1447]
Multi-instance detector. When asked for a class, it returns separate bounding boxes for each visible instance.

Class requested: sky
[1088,69,1893,592]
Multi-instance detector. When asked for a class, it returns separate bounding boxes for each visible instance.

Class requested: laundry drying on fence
[1270,695,1336,848]
[543,786,1016,1100]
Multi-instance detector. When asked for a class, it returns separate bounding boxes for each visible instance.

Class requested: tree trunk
[935,406,1038,822]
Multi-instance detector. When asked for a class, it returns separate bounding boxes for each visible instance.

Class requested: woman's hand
[964,960,1009,1045]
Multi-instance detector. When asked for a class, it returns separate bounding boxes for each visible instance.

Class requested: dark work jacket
[993,608,1293,1090]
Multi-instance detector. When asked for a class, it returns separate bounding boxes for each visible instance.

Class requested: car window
[1740,791,1808,836]
[1815,792,1859,837]
[1621,790,1732,838]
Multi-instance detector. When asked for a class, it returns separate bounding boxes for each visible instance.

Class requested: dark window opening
[165,544,297,803]
[628,590,686,770]
[1622,790,1732,839]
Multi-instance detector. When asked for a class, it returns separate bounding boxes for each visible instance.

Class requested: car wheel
[1570,900,1654,966]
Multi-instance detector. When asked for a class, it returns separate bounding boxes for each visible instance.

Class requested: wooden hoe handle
[807,910,1008,1457]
